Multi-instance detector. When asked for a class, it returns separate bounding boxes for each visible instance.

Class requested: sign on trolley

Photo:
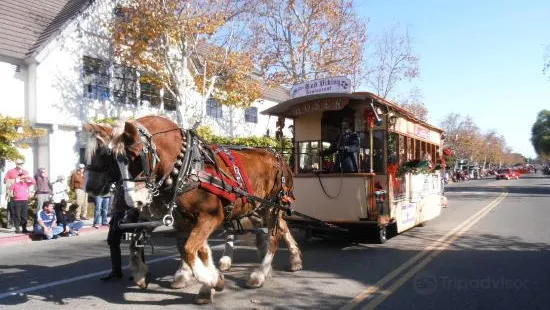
[290,76,351,99]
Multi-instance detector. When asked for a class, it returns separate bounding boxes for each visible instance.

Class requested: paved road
[0,174,549,309]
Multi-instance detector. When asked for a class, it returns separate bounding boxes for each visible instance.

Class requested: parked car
[495,168,520,180]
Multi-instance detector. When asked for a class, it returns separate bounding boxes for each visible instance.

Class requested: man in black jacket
[336,119,360,173]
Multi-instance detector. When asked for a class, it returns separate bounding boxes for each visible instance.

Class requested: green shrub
[196,125,293,161]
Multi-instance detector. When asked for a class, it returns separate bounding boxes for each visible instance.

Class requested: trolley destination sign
[290,76,352,99]
[288,98,349,116]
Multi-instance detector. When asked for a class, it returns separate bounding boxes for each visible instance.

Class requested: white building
[0,0,290,206]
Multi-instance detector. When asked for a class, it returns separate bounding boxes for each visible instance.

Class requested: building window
[163,88,177,111]
[113,64,137,105]
[83,56,110,100]
[139,76,177,111]
[245,107,258,123]
[206,98,223,118]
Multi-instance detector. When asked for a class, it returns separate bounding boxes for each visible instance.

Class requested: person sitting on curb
[55,199,84,237]
[33,201,63,240]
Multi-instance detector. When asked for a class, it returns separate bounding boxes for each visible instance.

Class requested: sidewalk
[0,219,109,246]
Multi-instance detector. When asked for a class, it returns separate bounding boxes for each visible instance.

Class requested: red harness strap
[199,146,254,204]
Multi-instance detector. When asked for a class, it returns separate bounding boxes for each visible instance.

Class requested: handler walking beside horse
[99,188,127,281]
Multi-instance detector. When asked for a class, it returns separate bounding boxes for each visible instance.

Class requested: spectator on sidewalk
[71,164,88,220]
[9,172,35,234]
[93,192,111,228]
[54,200,84,237]
[34,168,52,213]
[51,175,69,204]
[3,159,29,228]
[33,201,63,240]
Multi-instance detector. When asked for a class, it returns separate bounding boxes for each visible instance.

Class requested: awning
[261,93,368,117]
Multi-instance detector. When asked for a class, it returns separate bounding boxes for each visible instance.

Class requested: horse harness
[123,123,295,231]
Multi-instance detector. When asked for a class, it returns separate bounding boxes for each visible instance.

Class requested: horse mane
[85,121,125,164]
[85,132,100,164]
[111,122,128,157]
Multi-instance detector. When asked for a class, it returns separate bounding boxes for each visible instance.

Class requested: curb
[0,225,109,246]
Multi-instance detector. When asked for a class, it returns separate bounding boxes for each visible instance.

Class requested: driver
[336,119,360,173]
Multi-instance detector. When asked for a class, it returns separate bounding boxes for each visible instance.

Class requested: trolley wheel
[376,226,387,244]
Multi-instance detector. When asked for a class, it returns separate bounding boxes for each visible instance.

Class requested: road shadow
[446,185,550,196]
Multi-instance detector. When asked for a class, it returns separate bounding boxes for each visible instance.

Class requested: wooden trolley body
[263,90,446,243]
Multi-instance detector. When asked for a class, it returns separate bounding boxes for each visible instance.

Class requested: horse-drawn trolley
[263,78,447,243]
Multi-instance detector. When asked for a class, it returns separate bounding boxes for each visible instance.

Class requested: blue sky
[355,0,550,158]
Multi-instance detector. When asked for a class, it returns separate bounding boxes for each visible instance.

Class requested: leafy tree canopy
[0,115,47,161]
[531,110,550,157]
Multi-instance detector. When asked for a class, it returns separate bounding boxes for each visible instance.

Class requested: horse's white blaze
[117,161,150,207]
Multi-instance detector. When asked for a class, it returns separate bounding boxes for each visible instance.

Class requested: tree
[531,110,550,157]
[363,23,419,99]
[439,113,496,163]
[248,0,366,86]
[395,87,428,121]
[0,115,46,161]
[479,130,506,168]
[112,0,262,125]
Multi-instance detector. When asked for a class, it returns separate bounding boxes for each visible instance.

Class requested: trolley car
[263,83,446,243]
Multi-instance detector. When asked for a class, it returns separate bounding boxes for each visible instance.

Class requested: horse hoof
[218,256,232,272]
[195,287,213,304]
[171,279,191,289]
[214,273,225,292]
[289,260,303,272]
[171,269,194,289]
[246,271,265,289]
[137,273,151,290]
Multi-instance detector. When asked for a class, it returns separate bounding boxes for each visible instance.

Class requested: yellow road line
[339,190,508,310]
[362,192,508,309]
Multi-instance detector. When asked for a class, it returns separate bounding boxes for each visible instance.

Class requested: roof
[0,0,91,62]
[262,91,444,133]
[252,75,289,103]
[261,93,367,116]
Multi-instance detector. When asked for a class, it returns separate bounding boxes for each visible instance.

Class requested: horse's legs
[218,234,234,272]
[129,233,150,289]
[255,229,268,261]
[247,211,282,288]
[184,216,223,304]
[278,218,303,272]
[171,232,195,289]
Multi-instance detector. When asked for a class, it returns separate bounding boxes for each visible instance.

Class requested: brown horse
[84,116,302,304]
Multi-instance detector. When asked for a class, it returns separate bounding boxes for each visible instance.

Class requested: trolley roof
[262,91,444,133]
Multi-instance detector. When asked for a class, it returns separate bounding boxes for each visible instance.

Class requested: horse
[82,122,241,289]
[84,117,303,304]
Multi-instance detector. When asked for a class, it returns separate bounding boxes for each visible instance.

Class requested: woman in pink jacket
[10,173,36,233]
